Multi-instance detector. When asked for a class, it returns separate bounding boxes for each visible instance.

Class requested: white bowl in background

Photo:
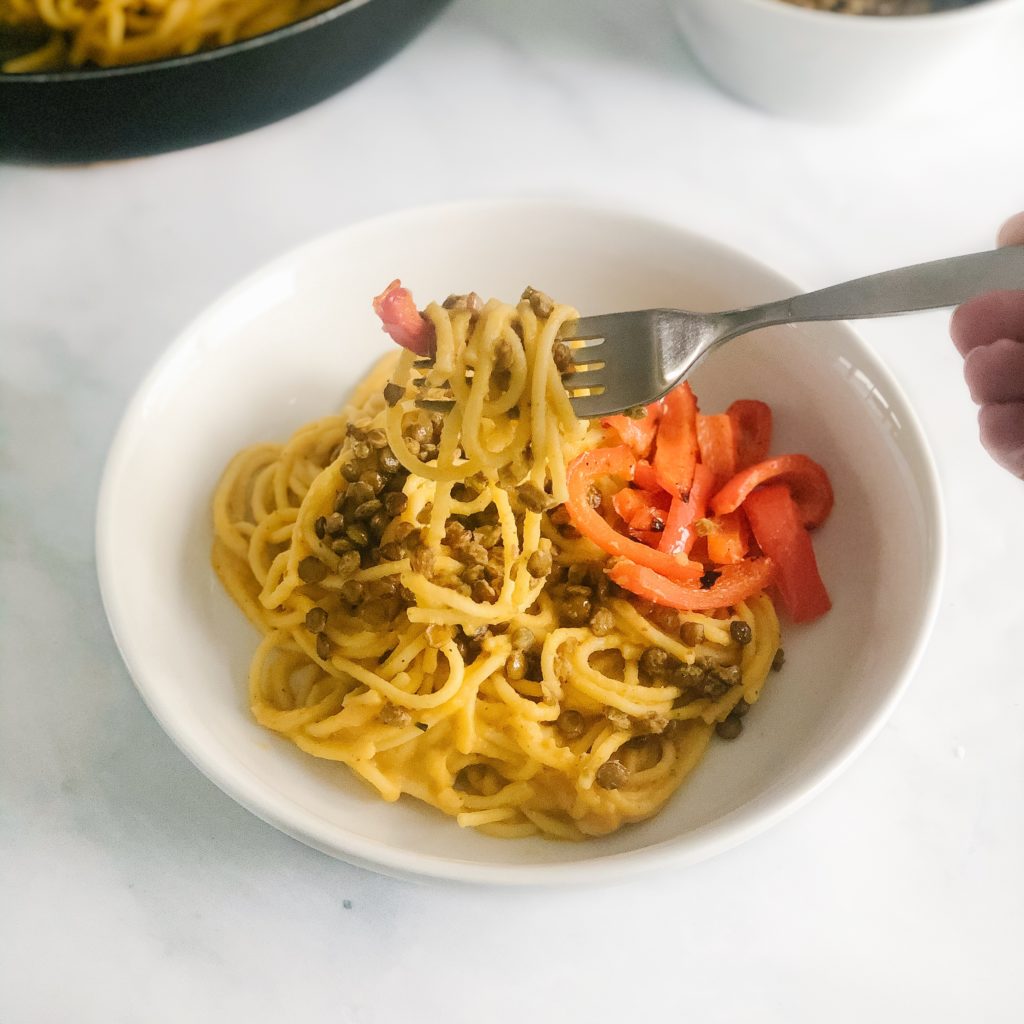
[97,199,944,885]
[669,0,1024,119]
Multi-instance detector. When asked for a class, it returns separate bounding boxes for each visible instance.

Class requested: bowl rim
[95,196,947,886]
[1,0,385,83]
[718,0,1022,28]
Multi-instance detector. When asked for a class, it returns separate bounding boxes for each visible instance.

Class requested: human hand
[949,212,1024,478]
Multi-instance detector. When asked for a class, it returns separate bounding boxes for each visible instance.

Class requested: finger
[963,338,1024,405]
[978,402,1024,479]
[949,290,1024,357]
[997,211,1024,249]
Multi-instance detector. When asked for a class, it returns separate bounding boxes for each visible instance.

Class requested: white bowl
[97,199,943,885]
[669,0,1024,119]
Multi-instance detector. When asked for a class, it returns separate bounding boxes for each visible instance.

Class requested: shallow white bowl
[97,199,944,885]
[670,0,1024,119]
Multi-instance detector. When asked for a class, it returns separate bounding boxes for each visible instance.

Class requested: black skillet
[0,0,452,164]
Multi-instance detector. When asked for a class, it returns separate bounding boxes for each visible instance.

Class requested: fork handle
[720,246,1024,338]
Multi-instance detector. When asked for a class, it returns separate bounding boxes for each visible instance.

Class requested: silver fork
[553,246,1024,418]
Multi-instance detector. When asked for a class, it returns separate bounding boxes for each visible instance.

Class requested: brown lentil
[298,557,328,584]
[360,470,385,494]
[354,499,383,521]
[346,523,370,547]
[715,718,743,740]
[730,620,753,646]
[411,547,435,576]
[527,549,552,578]
[330,537,354,555]
[366,428,388,449]
[315,632,332,660]
[640,647,670,677]
[680,621,705,647]
[732,698,751,718]
[516,482,549,513]
[340,579,363,603]
[522,285,554,318]
[505,650,527,681]
[325,512,346,536]
[383,381,404,407]
[472,580,497,603]
[589,607,614,636]
[341,461,361,483]
[595,760,629,790]
[382,491,408,516]
[304,607,328,633]
[351,440,371,461]
[379,541,404,562]
[314,516,328,540]
[510,627,534,650]
[552,341,574,372]
[562,593,592,625]
[379,703,412,727]
[772,648,786,672]
[556,709,586,739]
[336,551,362,578]
[346,480,375,506]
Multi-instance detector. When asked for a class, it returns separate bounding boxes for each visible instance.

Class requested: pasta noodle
[211,290,782,839]
[0,0,344,72]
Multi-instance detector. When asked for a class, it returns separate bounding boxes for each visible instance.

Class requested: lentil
[556,709,586,739]
[715,718,743,740]
[527,549,552,578]
[595,760,629,790]
[510,627,535,650]
[730,620,753,645]
[316,632,332,660]
[379,703,412,727]
[304,607,328,633]
[680,621,705,647]
[298,557,328,584]
[346,523,371,547]
[505,651,527,681]
[516,482,549,512]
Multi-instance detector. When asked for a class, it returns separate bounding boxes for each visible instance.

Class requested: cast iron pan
[0,0,452,164]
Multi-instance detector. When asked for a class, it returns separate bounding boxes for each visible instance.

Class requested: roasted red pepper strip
[711,453,834,530]
[659,463,715,556]
[653,382,699,499]
[565,446,702,582]
[602,402,662,460]
[727,400,772,470]
[743,484,831,623]
[609,557,775,611]
[706,510,750,565]
[612,487,670,532]
[696,413,738,486]
[634,460,662,493]
[372,279,435,356]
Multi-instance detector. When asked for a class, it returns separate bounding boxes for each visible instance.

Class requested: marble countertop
[2,1,1022,1020]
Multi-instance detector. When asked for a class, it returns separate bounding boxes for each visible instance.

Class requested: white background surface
[1,1,1022,1020]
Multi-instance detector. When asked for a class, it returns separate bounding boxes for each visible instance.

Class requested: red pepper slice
[727,400,772,470]
[372,279,435,356]
[609,557,776,612]
[653,382,699,499]
[696,413,738,486]
[659,463,715,556]
[612,487,670,532]
[706,510,750,565]
[565,447,702,582]
[602,402,662,459]
[711,454,834,530]
[634,460,662,493]
[743,484,831,623]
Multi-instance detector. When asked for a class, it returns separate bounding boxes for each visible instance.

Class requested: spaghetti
[212,288,793,840]
[0,0,343,72]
